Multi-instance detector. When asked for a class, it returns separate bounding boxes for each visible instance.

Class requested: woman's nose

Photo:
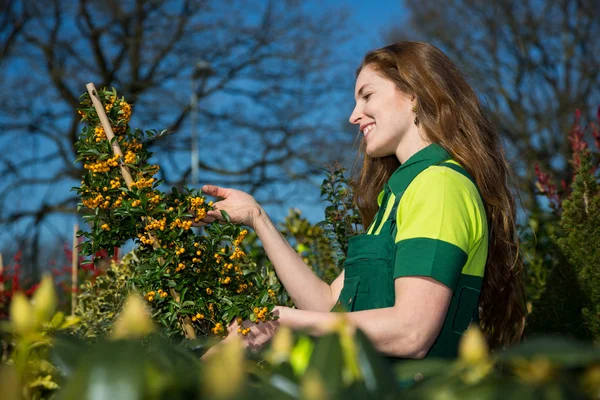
[349,105,362,125]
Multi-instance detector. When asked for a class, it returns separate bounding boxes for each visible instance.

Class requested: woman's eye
[363,93,371,101]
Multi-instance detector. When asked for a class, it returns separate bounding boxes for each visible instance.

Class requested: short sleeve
[393,167,482,292]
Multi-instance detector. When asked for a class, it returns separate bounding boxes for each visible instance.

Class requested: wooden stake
[71,224,79,316]
[85,83,134,188]
[85,83,196,339]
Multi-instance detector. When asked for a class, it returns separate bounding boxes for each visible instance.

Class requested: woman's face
[349,64,415,158]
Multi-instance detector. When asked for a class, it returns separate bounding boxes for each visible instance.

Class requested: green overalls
[336,145,486,365]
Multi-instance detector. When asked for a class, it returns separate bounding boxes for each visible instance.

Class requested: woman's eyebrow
[355,84,373,100]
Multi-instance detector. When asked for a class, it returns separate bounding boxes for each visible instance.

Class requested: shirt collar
[387,143,452,193]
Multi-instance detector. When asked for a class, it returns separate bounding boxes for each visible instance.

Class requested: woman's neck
[395,129,431,164]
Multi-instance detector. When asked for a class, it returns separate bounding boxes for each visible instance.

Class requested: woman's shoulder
[402,162,481,201]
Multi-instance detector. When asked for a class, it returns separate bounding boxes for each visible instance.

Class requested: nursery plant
[72,85,279,340]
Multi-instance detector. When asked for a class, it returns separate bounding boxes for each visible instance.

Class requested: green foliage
[2,276,79,400]
[521,208,593,340]
[555,151,600,339]
[73,254,135,339]
[73,87,279,339]
[523,110,600,341]
[11,319,600,400]
[318,162,364,268]
[279,209,339,284]
[53,334,202,400]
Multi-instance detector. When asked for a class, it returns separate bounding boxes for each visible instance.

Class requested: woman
[198,42,526,360]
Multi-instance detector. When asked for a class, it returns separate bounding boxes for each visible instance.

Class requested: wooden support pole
[71,224,79,316]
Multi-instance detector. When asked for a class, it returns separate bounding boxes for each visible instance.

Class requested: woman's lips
[363,123,375,138]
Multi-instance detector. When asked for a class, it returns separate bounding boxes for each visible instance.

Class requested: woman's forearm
[276,306,427,358]
[253,208,334,311]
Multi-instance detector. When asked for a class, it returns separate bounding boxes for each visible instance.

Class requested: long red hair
[350,41,526,349]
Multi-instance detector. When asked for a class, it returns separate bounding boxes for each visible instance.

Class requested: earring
[412,105,419,125]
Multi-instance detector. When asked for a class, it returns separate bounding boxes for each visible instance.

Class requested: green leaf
[220,209,231,223]
[180,287,188,302]
[51,335,89,378]
[306,333,344,395]
[352,329,400,397]
[392,358,450,389]
[495,336,600,367]
[259,290,269,304]
[289,336,315,377]
[57,340,147,400]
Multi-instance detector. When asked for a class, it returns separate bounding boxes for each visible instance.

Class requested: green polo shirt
[366,144,488,296]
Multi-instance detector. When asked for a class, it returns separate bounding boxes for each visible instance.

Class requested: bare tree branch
[0,0,353,267]
[389,0,600,208]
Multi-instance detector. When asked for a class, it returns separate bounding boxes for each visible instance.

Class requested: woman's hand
[195,185,263,229]
[224,313,280,352]
[200,307,282,361]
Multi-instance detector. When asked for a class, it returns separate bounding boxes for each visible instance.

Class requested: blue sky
[331,0,408,63]
[264,0,409,223]
[0,1,411,258]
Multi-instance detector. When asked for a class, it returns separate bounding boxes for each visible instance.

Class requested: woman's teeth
[364,124,375,136]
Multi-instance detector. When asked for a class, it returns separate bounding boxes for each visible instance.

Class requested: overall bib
[335,157,481,366]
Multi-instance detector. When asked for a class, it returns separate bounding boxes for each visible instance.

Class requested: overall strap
[388,194,402,241]
[387,159,448,240]
[370,186,392,234]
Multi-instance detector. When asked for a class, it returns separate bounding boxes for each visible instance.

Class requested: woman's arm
[277,276,452,358]
[196,185,339,312]
[253,209,338,312]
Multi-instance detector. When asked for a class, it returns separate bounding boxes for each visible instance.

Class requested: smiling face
[349,64,420,160]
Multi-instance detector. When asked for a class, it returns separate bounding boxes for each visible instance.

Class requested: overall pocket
[342,257,394,310]
[336,276,370,312]
[452,286,481,334]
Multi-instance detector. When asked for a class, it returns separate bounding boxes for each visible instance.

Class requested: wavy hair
[350,41,526,349]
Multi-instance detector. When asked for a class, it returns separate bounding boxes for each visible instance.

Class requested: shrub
[73,87,279,339]
[526,107,600,341]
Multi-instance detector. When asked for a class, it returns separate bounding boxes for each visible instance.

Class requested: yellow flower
[111,294,155,340]
[10,292,35,335]
[459,325,488,364]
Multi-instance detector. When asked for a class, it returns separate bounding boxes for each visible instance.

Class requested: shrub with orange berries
[73,87,280,339]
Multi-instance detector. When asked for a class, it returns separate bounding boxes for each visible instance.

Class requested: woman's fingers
[191,214,218,227]
[202,185,228,199]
